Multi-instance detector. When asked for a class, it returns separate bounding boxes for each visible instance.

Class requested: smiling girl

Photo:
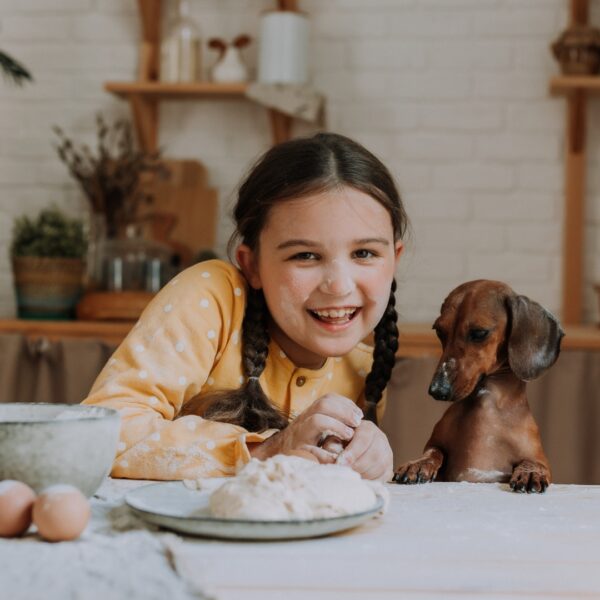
[82,132,408,482]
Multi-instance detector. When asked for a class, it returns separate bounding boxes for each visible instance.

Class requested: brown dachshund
[393,280,564,493]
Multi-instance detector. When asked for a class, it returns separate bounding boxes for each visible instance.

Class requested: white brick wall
[0,0,598,324]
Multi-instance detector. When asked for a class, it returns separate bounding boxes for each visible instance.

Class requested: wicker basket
[12,256,85,320]
[552,25,600,75]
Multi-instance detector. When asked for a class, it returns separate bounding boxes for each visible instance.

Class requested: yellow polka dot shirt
[82,259,385,480]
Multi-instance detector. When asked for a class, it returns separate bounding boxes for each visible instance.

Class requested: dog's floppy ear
[506,294,565,381]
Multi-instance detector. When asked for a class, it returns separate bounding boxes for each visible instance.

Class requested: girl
[83,132,407,482]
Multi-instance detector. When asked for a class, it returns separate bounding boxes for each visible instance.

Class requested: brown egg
[0,480,36,537]
[32,484,90,542]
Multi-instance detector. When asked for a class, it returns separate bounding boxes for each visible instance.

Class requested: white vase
[211,46,249,82]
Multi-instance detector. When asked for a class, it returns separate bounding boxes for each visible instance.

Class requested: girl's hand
[337,420,393,481]
[249,393,363,463]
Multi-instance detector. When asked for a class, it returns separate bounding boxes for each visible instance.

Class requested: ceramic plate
[125,481,385,540]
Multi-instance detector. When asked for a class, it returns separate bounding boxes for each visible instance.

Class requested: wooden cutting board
[138,159,218,265]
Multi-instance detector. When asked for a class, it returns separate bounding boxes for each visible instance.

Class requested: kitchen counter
[2,478,599,599]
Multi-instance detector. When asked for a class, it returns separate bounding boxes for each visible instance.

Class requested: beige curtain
[1,333,598,483]
[0,334,115,407]
[381,352,600,485]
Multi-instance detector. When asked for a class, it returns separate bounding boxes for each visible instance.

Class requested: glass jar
[100,236,174,293]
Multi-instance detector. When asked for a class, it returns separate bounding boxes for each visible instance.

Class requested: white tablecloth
[2,478,600,599]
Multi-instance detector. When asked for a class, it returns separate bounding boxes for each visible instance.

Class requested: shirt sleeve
[82,261,277,480]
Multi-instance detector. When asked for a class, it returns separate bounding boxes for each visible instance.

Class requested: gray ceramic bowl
[0,403,120,497]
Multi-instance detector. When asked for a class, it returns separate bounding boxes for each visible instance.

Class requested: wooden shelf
[108,0,296,152]
[550,75,600,94]
[105,81,249,98]
[1,320,598,357]
[0,319,132,346]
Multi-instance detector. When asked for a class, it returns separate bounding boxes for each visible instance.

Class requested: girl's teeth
[313,308,356,319]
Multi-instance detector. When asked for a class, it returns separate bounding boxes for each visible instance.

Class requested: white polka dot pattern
[82,260,376,480]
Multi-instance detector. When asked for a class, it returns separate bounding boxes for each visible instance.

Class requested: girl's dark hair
[192,132,408,431]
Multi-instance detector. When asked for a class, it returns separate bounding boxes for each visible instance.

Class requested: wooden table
[2,478,599,599]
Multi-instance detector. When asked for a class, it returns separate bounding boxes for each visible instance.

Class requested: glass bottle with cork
[160,0,202,82]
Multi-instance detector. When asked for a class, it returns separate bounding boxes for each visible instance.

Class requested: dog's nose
[429,377,452,401]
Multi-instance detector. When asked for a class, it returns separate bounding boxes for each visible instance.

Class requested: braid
[186,287,288,432]
[239,289,289,431]
[364,279,399,424]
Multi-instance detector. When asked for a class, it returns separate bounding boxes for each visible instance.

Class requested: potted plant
[11,207,87,320]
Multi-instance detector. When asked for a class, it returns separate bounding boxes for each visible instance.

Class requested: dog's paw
[393,459,438,485]
[509,461,550,494]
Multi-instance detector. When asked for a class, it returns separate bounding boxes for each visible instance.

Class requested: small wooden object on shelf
[76,291,155,322]
[106,0,300,152]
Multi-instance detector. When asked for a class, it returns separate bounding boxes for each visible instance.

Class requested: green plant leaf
[11,207,87,258]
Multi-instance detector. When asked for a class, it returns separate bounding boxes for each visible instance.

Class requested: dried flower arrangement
[53,114,168,238]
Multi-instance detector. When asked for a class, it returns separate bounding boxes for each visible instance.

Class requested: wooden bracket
[137,0,161,81]
[570,0,588,25]
[562,89,587,324]
[129,94,158,153]
[269,109,292,145]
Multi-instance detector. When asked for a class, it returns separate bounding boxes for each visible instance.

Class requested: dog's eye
[468,328,489,342]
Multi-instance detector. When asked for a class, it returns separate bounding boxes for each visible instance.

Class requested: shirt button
[296,376,306,387]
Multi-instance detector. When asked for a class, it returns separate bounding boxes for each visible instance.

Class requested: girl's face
[236,186,403,369]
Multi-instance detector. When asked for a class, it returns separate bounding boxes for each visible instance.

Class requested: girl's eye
[290,252,318,261]
[353,249,377,260]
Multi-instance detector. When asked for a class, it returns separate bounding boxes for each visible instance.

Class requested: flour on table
[193,455,388,521]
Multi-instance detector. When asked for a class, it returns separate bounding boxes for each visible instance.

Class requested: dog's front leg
[510,460,551,493]
[393,447,444,484]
